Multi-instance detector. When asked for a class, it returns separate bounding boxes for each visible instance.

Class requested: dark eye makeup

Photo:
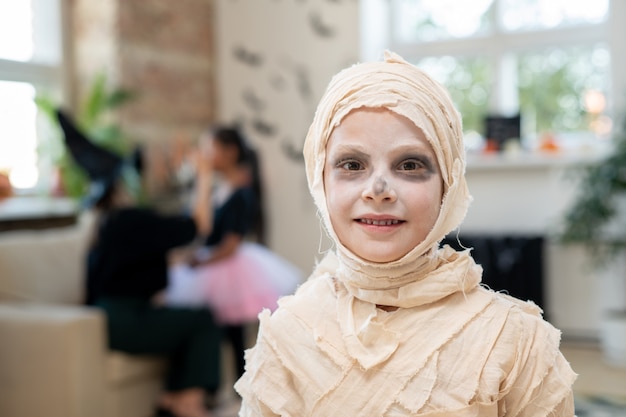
[396,155,436,173]
[328,148,438,179]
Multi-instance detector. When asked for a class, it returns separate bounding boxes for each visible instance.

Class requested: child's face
[202,134,236,172]
[323,108,443,263]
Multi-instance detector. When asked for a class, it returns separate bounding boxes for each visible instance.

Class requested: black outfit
[204,186,256,379]
[88,207,221,393]
[204,187,257,247]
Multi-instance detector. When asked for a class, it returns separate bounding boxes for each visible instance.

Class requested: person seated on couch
[57,110,220,417]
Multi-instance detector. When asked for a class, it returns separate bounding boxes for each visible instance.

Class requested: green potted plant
[559,113,626,368]
[35,72,136,199]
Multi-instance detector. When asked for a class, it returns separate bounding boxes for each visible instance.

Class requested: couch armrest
[0,302,108,417]
[0,210,95,304]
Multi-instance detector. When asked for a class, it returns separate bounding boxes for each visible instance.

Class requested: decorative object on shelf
[538,131,561,153]
[559,113,626,368]
[35,72,136,199]
[484,113,521,153]
[0,172,12,201]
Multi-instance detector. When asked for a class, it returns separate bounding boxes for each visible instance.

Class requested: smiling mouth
[358,218,403,226]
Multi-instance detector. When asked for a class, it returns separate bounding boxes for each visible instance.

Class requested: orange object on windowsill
[483,139,500,153]
[0,173,12,202]
[538,132,560,153]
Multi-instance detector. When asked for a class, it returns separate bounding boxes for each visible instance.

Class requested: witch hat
[56,109,142,207]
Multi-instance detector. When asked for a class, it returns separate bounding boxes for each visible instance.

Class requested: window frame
[0,0,71,192]
[360,0,626,131]
[0,0,69,96]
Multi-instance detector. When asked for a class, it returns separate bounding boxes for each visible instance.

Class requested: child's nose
[361,175,397,202]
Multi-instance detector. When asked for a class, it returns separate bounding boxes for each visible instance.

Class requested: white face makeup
[323,108,443,263]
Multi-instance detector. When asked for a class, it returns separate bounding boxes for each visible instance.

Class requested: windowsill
[0,195,78,232]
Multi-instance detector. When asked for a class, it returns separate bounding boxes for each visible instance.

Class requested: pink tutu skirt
[166,242,303,324]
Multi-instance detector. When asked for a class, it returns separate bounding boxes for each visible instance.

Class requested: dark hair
[212,127,266,244]
[212,127,248,164]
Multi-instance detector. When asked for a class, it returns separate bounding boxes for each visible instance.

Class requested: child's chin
[355,249,406,264]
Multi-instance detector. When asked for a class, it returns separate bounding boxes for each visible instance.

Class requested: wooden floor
[561,341,626,400]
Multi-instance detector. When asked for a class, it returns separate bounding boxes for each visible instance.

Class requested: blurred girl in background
[166,126,301,380]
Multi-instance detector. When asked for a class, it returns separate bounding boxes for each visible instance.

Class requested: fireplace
[442,234,545,316]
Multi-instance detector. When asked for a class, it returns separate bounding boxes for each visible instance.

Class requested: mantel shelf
[466,149,609,171]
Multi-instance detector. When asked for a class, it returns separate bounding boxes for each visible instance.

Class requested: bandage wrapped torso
[236,253,574,416]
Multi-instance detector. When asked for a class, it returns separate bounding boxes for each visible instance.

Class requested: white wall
[215,0,359,275]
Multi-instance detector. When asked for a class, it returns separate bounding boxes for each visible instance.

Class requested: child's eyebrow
[328,140,435,159]
[328,144,369,159]
[391,143,435,156]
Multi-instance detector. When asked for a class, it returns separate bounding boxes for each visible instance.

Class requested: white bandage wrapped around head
[303,51,472,281]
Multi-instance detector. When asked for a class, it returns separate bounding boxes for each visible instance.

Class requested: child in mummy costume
[234,52,577,416]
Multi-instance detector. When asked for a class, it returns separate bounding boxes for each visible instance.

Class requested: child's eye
[339,160,363,171]
[398,159,423,171]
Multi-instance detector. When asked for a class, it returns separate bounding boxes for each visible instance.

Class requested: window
[361,0,623,152]
[0,0,65,190]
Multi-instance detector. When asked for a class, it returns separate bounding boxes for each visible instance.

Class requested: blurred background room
[1,1,625,416]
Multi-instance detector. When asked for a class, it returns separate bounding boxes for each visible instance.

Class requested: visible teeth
[361,219,399,226]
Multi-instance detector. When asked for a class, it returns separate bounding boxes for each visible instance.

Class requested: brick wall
[70,0,215,198]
